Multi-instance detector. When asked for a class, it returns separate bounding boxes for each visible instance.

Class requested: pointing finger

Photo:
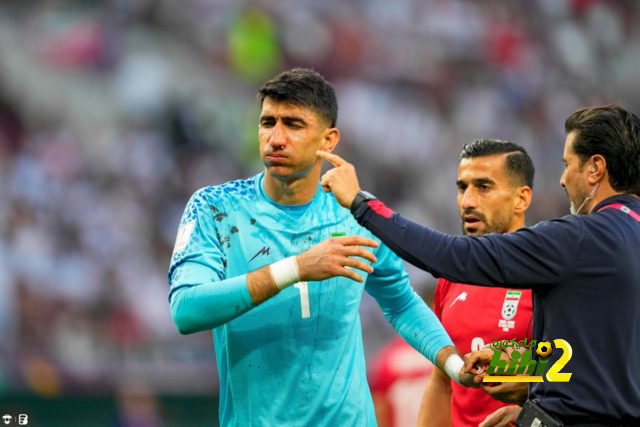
[316,150,347,167]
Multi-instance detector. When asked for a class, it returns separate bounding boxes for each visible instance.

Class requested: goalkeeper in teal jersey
[168,68,478,426]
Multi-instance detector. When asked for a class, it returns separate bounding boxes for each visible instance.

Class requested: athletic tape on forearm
[444,354,465,385]
[270,256,301,290]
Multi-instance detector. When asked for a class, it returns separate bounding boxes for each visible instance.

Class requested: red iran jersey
[434,278,533,427]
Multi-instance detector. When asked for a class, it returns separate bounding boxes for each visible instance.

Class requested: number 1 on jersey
[294,282,310,318]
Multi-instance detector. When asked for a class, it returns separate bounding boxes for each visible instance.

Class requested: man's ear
[588,155,606,185]
[320,128,340,153]
[514,186,532,215]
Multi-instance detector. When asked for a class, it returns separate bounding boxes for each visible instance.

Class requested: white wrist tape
[444,354,465,385]
[269,256,301,290]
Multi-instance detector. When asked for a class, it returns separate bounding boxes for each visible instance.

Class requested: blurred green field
[0,394,218,427]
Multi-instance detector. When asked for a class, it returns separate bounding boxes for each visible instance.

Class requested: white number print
[471,337,486,352]
[294,282,310,318]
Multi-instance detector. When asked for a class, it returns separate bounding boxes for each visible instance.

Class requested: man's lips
[463,215,483,226]
[265,154,288,162]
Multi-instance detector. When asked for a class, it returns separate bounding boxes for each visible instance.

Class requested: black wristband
[350,191,377,214]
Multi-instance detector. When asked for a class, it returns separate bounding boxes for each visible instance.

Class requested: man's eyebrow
[472,177,496,185]
[281,116,307,125]
[259,115,308,125]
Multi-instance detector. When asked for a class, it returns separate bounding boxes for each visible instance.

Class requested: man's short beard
[569,181,591,215]
[461,210,511,236]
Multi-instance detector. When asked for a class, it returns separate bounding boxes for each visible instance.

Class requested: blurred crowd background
[1,0,639,425]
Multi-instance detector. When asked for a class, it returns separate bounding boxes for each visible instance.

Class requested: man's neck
[587,183,620,213]
[263,171,320,205]
[506,222,526,233]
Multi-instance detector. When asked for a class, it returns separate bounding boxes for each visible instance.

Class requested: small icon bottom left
[2,414,28,425]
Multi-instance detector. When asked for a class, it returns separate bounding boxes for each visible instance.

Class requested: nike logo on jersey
[449,291,468,308]
[249,246,271,262]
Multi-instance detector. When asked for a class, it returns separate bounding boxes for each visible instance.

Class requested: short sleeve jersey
[434,278,533,427]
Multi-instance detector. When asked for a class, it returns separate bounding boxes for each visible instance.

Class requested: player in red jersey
[369,336,434,427]
[418,139,534,427]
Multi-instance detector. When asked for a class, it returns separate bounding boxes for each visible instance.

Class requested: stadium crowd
[0,0,638,404]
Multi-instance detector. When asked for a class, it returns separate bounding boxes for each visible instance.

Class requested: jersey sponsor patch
[173,220,195,256]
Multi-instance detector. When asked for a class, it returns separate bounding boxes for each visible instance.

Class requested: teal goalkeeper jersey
[168,172,452,427]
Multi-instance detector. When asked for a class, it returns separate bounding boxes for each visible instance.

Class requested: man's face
[259,97,328,181]
[560,131,590,215]
[457,154,520,236]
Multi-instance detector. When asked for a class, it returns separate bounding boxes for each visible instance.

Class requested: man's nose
[269,122,287,147]
[559,169,567,188]
[460,189,477,210]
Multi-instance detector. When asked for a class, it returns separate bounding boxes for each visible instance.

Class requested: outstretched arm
[317,151,579,290]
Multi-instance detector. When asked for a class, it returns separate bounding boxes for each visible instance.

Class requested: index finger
[316,150,347,167]
[333,235,379,248]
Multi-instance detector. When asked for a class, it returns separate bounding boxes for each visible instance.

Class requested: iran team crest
[501,290,522,320]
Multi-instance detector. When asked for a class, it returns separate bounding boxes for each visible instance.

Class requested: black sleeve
[353,201,583,290]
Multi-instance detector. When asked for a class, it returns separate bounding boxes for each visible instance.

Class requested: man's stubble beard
[461,209,512,237]
[568,180,591,215]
